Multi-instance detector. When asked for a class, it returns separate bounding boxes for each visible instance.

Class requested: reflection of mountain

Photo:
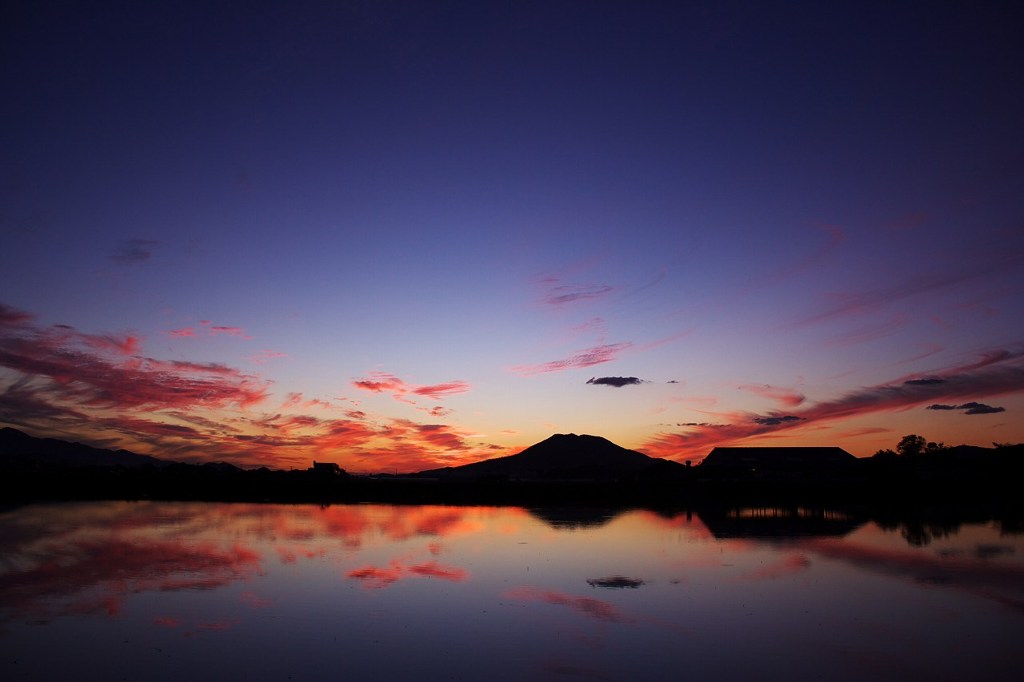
[419,433,687,481]
[0,427,168,468]
[695,505,867,539]
[525,506,624,530]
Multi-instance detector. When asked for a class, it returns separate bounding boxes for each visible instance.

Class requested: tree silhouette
[897,434,927,457]
[873,434,948,459]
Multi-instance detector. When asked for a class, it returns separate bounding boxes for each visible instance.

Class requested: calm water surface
[1,501,1021,681]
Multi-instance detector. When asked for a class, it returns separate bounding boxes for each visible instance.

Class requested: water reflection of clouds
[347,560,470,589]
[504,587,632,624]
[0,536,261,623]
[738,553,811,581]
[0,502,506,624]
[797,538,1024,613]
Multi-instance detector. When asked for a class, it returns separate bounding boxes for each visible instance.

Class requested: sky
[2,1,1022,472]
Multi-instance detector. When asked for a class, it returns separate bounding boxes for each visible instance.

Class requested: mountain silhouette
[417,433,687,481]
[0,427,168,469]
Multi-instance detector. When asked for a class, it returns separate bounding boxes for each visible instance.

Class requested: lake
[1,501,1021,681]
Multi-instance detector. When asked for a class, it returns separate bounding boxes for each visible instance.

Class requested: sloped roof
[702,447,857,468]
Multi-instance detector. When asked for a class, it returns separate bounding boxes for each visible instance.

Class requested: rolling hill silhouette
[0,427,168,469]
[417,433,687,481]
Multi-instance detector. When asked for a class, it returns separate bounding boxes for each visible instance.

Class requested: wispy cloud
[109,239,158,265]
[510,342,633,376]
[413,381,471,400]
[751,415,804,426]
[738,384,805,408]
[802,257,1011,328]
[537,267,616,307]
[168,320,253,340]
[642,348,1024,460]
[0,304,506,471]
[0,303,34,327]
[249,350,287,364]
[209,326,252,339]
[543,283,614,306]
[351,371,470,404]
[0,313,269,412]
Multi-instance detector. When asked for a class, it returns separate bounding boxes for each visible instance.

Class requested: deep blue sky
[2,1,1022,470]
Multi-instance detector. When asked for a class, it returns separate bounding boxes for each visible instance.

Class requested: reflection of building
[700,447,856,480]
[696,505,866,539]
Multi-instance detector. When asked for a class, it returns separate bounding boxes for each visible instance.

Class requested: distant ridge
[0,427,168,469]
[417,433,687,481]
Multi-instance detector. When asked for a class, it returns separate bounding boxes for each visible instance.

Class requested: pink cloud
[803,265,993,327]
[249,349,286,364]
[81,333,142,356]
[822,313,907,347]
[0,303,34,328]
[510,342,633,376]
[0,306,512,471]
[0,320,270,411]
[352,371,471,404]
[167,322,252,340]
[642,348,1024,461]
[738,384,806,408]
[412,381,471,400]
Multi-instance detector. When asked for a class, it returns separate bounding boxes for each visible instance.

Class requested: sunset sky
[2,1,1022,472]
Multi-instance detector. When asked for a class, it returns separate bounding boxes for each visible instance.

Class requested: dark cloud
[752,415,804,426]
[960,402,1006,415]
[544,284,614,306]
[666,380,680,384]
[586,376,643,388]
[905,378,945,386]
[109,239,158,265]
[927,402,1006,415]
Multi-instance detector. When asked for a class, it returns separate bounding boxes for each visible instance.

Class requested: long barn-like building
[700,447,858,480]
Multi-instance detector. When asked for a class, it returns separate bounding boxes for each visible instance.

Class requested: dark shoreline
[3,465,1022,515]
[3,472,1022,547]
